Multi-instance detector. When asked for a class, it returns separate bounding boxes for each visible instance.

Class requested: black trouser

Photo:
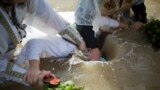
[76,25,98,49]
[131,3,147,23]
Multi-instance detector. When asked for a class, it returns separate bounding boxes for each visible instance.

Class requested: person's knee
[26,39,44,47]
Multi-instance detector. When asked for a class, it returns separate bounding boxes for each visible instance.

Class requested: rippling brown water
[0,0,160,90]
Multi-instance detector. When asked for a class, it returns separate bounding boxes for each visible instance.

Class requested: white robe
[75,0,102,26]
[0,0,77,85]
[16,37,76,64]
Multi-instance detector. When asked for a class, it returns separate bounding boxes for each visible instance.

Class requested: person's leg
[131,4,140,22]
[131,3,147,23]
[17,37,77,64]
[76,25,98,49]
[76,25,101,60]
[17,37,76,85]
[139,3,147,23]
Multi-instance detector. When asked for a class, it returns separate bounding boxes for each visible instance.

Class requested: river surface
[0,0,160,90]
[45,0,160,90]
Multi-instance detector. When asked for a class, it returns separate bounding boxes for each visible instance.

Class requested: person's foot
[78,41,87,51]
[88,48,101,61]
[130,22,145,30]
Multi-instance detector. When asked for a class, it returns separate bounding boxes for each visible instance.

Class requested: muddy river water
[45,1,160,90]
[0,0,160,90]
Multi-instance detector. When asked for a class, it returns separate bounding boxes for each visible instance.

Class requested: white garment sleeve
[92,16,119,32]
[0,24,9,58]
[26,0,68,32]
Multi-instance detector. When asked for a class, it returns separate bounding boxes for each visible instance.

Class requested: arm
[93,16,128,33]
[24,60,40,85]
[27,0,86,51]
[27,0,68,31]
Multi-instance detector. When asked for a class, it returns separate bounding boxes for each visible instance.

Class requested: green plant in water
[43,80,84,90]
[143,19,160,48]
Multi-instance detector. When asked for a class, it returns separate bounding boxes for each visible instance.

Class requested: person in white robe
[0,0,86,86]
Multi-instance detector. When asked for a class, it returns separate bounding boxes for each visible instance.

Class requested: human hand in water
[24,60,40,86]
[37,70,58,87]
[30,70,58,90]
[24,67,41,86]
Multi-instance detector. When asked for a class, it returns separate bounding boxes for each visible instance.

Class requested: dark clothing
[131,3,147,23]
[76,25,98,49]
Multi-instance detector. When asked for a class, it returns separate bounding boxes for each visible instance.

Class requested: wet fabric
[131,2,147,23]
[76,25,98,48]
[0,0,81,86]
[75,0,102,49]
[92,16,119,32]
[16,37,77,64]
[0,59,28,85]
[75,0,102,26]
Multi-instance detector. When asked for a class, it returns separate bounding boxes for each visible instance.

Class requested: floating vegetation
[43,80,84,90]
[143,19,160,49]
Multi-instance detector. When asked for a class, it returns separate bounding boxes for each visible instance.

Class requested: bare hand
[24,60,40,86]
[37,70,56,87]
[24,68,41,86]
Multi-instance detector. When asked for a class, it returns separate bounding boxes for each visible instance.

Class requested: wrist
[29,60,40,70]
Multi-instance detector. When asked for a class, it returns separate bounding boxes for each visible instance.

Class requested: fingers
[38,70,56,82]
[44,70,56,79]
[24,73,27,83]
[24,69,40,86]
[24,69,57,87]
[33,73,38,85]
